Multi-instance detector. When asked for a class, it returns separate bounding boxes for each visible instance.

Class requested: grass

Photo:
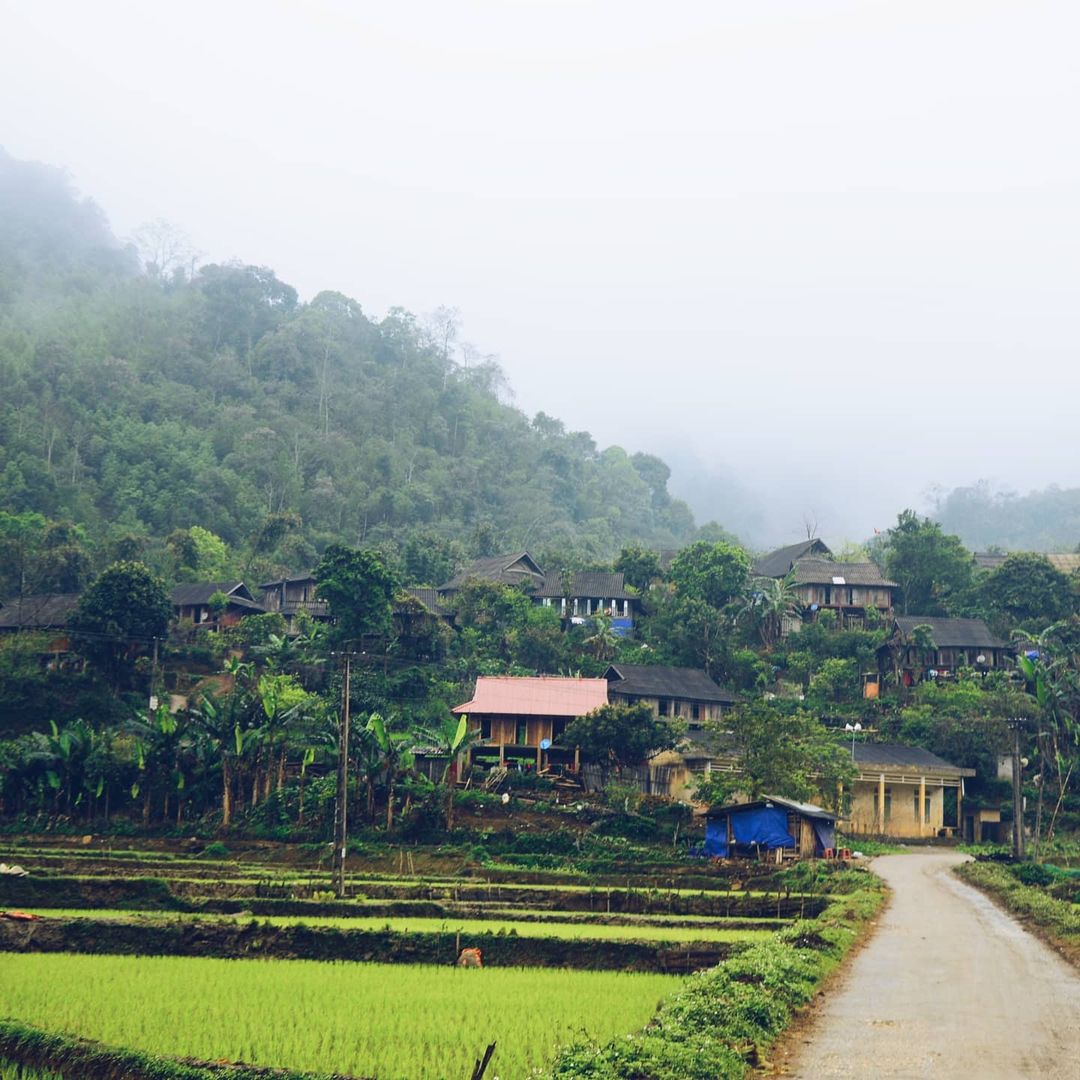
[955,860,1080,967]
[29,909,774,944]
[0,1065,62,1080]
[0,954,673,1080]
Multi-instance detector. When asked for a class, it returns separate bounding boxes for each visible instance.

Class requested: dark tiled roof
[170,581,255,606]
[853,741,975,776]
[791,558,896,588]
[258,572,318,589]
[706,795,835,821]
[973,552,1008,572]
[536,571,634,600]
[753,540,831,578]
[0,593,81,630]
[604,663,738,704]
[893,616,1008,650]
[403,587,451,615]
[438,552,545,592]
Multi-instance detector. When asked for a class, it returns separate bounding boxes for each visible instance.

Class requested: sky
[2,0,1078,546]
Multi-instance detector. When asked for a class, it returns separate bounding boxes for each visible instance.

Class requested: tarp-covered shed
[705,795,836,859]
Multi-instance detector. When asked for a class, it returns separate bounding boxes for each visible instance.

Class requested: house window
[691,702,701,721]
[883,788,892,821]
[516,720,528,745]
[480,718,492,740]
[658,699,670,717]
[914,792,931,823]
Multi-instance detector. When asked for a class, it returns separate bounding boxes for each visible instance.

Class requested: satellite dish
[540,738,552,750]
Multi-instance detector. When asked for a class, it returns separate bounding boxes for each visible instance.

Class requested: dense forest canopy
[0,149,705,587]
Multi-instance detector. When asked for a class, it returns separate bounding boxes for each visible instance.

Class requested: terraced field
[0,953,673,1080]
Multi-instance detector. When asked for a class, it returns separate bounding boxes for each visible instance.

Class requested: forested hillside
[0,149,700,589]
[932,482,1080,553]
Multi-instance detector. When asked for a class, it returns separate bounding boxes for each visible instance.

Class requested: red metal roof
[453,676,609,717]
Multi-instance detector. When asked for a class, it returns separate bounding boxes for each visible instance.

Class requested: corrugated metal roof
[453,676,609,717]
[853,741,974,775]
[792,558,896,587]
[893,616,1007,650]
[605,663,737,704]
[706,795,835,821]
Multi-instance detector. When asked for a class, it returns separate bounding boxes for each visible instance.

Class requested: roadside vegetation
[955,860,1080,967]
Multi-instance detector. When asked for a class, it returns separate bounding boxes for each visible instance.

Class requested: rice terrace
[0,828,882,1080]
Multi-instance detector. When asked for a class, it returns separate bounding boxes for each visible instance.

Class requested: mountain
[0,150,701,583]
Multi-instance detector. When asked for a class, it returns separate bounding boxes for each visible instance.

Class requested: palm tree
[747,572,801,649]
[584,612,618,662]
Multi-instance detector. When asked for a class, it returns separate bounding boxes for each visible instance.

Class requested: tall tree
[669,540,750,610]
[69,562,171,688]
[883,510,973,615]
[315,545,398,647]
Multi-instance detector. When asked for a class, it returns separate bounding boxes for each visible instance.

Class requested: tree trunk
[222,758,232,827]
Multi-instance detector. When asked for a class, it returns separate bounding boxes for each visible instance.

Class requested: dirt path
[778,850,1080,1079]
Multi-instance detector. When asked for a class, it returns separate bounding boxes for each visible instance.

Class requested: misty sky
[3,1,1078,545]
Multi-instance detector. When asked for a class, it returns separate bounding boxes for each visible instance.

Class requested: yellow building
[843,743,975,839]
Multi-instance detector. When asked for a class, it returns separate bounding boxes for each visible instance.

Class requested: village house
[752,543,897,631]
[879,615,1011,684]
[842,743,975,839]
[0,593,81,666]
[604,663,736,726]
[752,538,832,578]
[534,570,641,635]
[704,795,836,861]
[170,581,264,630]
[258,573,331,632]
[974,551,1080,576]
[453,674,609,769]
[436,552,545,595]
[787,558,897,628]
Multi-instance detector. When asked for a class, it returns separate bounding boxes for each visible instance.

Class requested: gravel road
[779,850,1080,1079]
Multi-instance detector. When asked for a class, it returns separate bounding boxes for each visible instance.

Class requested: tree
[70,562,171,688]
[981,554,1074,630]
[560,702,677,781]
[614,545,662,592]
[707,702,854,806]
[745,571,800,650]
[883,511,973,615]
[669,541,750,610]
[315,545,398,647]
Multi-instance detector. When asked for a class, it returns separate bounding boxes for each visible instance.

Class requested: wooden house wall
[609,691,724,723]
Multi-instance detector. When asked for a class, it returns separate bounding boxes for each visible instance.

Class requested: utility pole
[334,654,351,897]
[1008,717,1026,860]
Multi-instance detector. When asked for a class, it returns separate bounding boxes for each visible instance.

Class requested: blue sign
[539,738,552,750]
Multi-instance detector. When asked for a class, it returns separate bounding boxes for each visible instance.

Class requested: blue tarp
[732,806,796,850]
[704,818,728,857]
[704,805,798,857]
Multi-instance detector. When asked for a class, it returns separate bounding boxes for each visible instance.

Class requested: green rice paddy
[0,953,673,1080]
[31,908,772,943]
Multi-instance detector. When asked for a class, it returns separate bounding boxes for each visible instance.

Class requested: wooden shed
[705,795,836,861]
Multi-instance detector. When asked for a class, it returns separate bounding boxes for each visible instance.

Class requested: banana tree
[414,715,482,830]
[365,712,413,832]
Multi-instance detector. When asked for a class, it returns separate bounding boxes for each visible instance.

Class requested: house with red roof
[453,675,609,769]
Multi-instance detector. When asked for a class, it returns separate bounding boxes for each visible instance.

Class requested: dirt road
[780,850,1080,1079]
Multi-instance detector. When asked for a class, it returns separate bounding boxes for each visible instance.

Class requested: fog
[3,0,1078,546]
